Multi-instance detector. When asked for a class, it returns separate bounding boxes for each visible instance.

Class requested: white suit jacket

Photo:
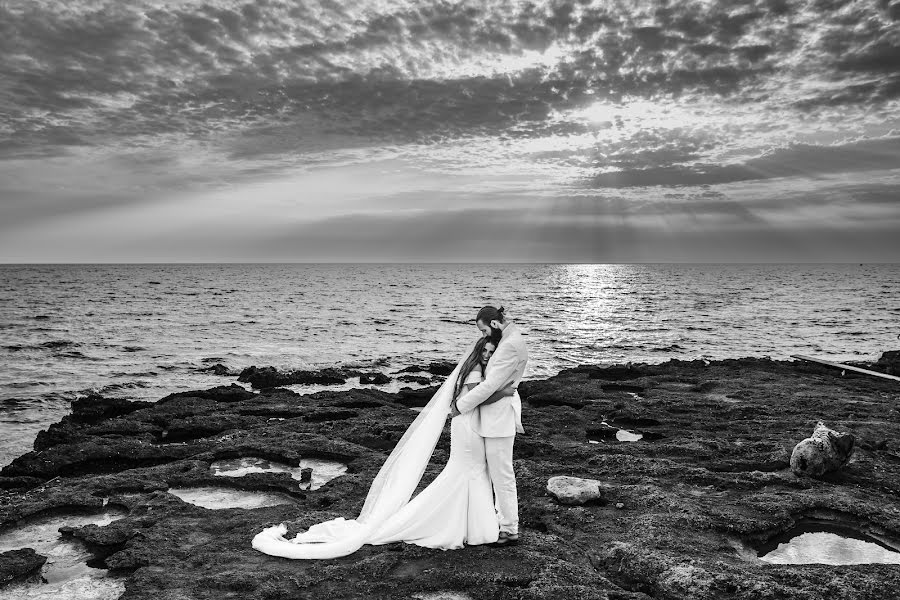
[455,323,528,438]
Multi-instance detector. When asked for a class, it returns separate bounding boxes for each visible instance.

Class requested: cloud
[2,0,900,261]
[3,0,898,154]
[590,135,900,188]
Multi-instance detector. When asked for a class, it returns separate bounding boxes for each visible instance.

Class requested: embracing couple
[252,305,528,558]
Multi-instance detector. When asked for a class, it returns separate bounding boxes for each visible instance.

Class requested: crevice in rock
[304,409,359,423]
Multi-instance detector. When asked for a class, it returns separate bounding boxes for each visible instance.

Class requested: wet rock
[394,361,455,376]
[237,366,281,388]
[199,363,233,376]
[395,386,439,408]
[237,366,346,389]
[0,548,46,585]
[876,350,900,375]
[546,476,611,505]
[70,394,154,424]
[359,372,391,385]
[426,361,456,376]
[397,375,431,385]
[159,384,255,404]
[791,421,855,478]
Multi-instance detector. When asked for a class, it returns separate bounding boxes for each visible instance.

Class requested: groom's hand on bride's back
[480,383,516,406]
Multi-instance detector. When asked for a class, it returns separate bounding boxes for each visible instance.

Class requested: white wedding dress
[252,345,499,558]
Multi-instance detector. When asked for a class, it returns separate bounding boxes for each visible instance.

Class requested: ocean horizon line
[1,261,896,267]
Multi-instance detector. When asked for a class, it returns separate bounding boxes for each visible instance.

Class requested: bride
[252,333,516,559]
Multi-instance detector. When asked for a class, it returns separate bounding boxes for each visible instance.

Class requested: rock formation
[790,421,855,478]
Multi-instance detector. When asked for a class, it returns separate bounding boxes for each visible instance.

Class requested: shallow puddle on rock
[210,457,347,490]
[589,423,644,443]
[168,486,295,509]
[615,429,643,442]
[0,509,127,599]
[760,531,900,565]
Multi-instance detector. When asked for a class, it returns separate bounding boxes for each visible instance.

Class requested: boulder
[360,372,391,385]
[0,548,46,585]
[876,350,900,375]
[237,366,281,388]
[790,421,855,478]
[238,366,347,389]
[426,361,456,376]
[547,475,610,505]
[200,363,232,376]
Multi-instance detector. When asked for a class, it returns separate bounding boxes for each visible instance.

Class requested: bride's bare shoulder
[464,364,483,384]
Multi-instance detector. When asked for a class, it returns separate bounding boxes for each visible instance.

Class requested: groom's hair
[476,305,505,325]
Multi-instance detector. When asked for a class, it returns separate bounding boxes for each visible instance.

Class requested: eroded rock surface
[0,548,46,585]
[1,357,899,599]
[546,475,610,505]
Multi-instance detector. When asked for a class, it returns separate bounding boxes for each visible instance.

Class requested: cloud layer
[2,0,899,261]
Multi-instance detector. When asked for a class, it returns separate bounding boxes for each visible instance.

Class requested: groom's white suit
[454,322,528,535]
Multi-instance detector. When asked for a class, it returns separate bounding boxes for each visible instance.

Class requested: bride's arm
[449,366,482,417]
[452,381,505,414]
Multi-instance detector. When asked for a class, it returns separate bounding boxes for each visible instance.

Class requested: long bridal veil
[251,343,473,559]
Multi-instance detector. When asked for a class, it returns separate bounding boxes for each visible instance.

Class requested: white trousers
[484,435,518,535]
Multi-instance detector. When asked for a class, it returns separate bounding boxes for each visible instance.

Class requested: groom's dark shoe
[492,531,519,547]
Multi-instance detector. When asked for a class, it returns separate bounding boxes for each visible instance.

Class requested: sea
[1,263,898,467]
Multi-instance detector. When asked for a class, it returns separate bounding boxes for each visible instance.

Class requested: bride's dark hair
[454,331,500,399]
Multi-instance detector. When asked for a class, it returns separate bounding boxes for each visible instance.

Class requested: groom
[452,305,527,546]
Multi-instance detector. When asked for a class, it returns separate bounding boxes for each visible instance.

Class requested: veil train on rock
[251,344,472,559]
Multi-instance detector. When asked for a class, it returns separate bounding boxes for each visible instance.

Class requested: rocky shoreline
[1,356,900,599]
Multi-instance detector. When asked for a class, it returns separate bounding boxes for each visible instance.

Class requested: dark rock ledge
[0,548,46,585]
[1,358,899,599]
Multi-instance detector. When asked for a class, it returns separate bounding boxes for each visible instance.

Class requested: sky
[1,0,899,262]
